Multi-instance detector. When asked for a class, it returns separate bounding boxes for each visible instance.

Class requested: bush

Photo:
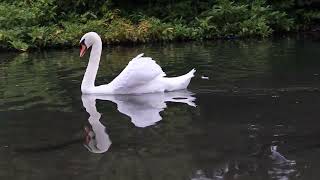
[196,0,293,38]
[0,0,319,51]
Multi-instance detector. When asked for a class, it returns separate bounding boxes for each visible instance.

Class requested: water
[1,37,320,179]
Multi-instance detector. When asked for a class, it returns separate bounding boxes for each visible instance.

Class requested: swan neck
[81,41,102,92]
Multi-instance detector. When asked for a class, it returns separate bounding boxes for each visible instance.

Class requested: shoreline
[1,30,319,53]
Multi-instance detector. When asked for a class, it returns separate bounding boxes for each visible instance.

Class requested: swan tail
[181,68,196,89]
[163,69,196,91]
[168,97,197,107]
[186,68,196,78]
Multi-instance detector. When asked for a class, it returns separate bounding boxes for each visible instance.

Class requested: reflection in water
[81,90,196,153]
[81,95,111,153]
[189,141,299,180]
[191,170,213,180]
[2,38,320,179]
[268,146,297,180]
[190,145,298,180]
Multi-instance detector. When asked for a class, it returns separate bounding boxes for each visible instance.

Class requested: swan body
[80,32,195,94]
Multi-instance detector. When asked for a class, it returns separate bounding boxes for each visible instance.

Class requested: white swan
[79,32,196,94]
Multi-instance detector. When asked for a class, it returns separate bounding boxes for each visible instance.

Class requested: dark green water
[1,37,320,180]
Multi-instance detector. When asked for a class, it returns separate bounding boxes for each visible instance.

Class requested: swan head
[80,32,101,57]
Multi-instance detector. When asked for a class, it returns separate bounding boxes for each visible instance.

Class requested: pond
[1,36,320,180]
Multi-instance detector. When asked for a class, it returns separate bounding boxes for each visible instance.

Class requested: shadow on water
[1,37,320,179]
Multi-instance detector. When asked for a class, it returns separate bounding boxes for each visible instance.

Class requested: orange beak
[80,44,87,57]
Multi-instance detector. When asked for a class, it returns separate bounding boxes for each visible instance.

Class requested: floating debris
[201,75,209,80]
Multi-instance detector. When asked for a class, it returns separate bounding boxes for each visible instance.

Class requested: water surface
[1,37,320,180]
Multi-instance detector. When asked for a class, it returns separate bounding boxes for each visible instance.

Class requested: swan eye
[80,39,86,45]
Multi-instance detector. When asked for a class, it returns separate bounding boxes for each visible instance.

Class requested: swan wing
[109,53,166,92]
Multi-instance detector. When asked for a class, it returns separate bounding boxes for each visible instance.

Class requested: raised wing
[108,53,166,92]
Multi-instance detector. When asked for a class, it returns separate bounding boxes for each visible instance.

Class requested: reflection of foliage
[1,52,81,111]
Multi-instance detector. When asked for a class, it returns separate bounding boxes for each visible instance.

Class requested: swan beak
[80,44,87,57]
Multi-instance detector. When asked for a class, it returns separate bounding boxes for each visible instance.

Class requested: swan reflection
[81,90,196,153]
[81,95,112,153]
[268,145,297,180]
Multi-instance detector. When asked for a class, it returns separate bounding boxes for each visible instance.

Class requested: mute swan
[80,32,196,94]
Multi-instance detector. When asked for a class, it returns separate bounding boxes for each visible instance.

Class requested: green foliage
[0,0,319,51]
[196,0,293,38]
[0,0,199,51]
[0,0,57,50]
[296,9,320,27]
[269,0,295,10]
[103,17,196,43]
[56,0,112,16]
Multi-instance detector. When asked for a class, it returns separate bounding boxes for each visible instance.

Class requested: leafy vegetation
[0,0,319,51]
